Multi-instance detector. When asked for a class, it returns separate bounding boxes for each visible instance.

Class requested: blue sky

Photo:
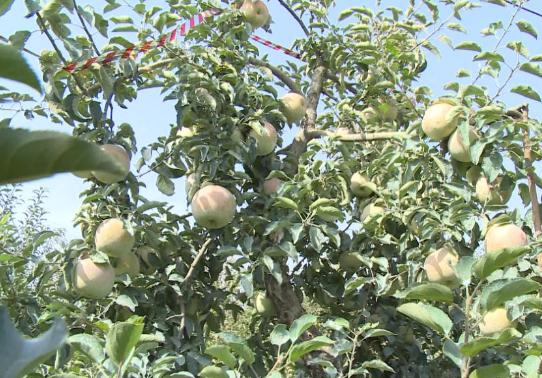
[1,0,542,239]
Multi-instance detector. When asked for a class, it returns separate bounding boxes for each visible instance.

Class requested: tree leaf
[511,85,541,102]
[473,247,530,279]
[0,0,15,17]
[287,336,334,363]
[0,306,67,378]
[205,345,236,369]
[469,364,510,378]
[480,278,540,311]
[395,283,454,303]
[520,63,542,78]
[289,314,317,342]
[516,20,537,39]
[460,328,521,357]
[105,317,144,366]
[361,359,395,373]
[397,302,453,336]
[68,334,105,364]
[156,175,175,196]
[270,324,290,346]
[0,44,41,93]
[454,41,481,52]
[443,339,462,367]
[0,129,126,184]
[274,197,298,211]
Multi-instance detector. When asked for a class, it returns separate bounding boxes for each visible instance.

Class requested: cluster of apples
[74,144,131,184]
[187,92,306,230]
[421,100,512,206]
[424,222,528,335]
[73,218,157,299]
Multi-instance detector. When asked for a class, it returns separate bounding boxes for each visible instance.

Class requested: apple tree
[1,0,542,377]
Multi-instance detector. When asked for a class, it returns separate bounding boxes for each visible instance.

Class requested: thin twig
[503,0,542,18]
[276,0,309,36]
[73,0,100,55]
[0,35,40,58]
[183,239,212,287]
[248,57,301,93]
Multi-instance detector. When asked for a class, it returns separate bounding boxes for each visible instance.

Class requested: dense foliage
[1,0,542,377]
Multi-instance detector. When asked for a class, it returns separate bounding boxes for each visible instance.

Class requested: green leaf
[156,175,175,196]
[520,63,542,78]
[480,278,540,311]
[395,283,454,303]
[469,364,510,378]
[474,247,530,279]
[289,314,317,342]
[344,277,369,296]
[0,129,125,184]
[511,85,541,102]
[68,334,105,364]
[287,336,334,363]
[397,302,453,336]
[199,365,228,378]
[517,20,537,39]
[270,324,290,346]
[460,328,521,357]
[443,339,462,367]
[0,44,41,93]
[105,317,144,366]
[274,197,298,211]
[361,359,395,373]
[309,226,326,252]
[0,0,15,16]
[0,306,67,378]
[454,41,481,52]
[363,328,394,338]
[205,345,236,369]
[473,51,504,62]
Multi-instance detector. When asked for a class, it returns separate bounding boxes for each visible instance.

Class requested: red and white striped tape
[250,35,301,59]
[62,8,301,73]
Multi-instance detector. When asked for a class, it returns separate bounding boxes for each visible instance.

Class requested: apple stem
[521,106,541,238]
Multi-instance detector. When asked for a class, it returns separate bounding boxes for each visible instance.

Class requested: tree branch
[73,0,100,56]
[183,239,212,287]
[307,129,410,141]
[276,0,309,36]
[248,57,301,94]
[283,65,326,176]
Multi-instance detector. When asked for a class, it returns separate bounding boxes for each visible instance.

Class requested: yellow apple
[249,122,278,156]
[114,252,140,277]
[447,127,478,162]
[423,246,459,284]
[421,102,458,141]
[74,258,115,299]
[479,307,513,335]
[92,144,130,184]
[191,185,237,229]
[280,92,306,124]
[475,176,513,205]
[95,218,135,257]
[240,0,269,29]
[254,291,275,315]
[263,177,282,195]
[485,223,528,253]
[360,202,385,223]
[350,172,376,197]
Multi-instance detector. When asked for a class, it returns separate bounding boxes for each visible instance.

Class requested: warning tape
[62,8,301,73]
